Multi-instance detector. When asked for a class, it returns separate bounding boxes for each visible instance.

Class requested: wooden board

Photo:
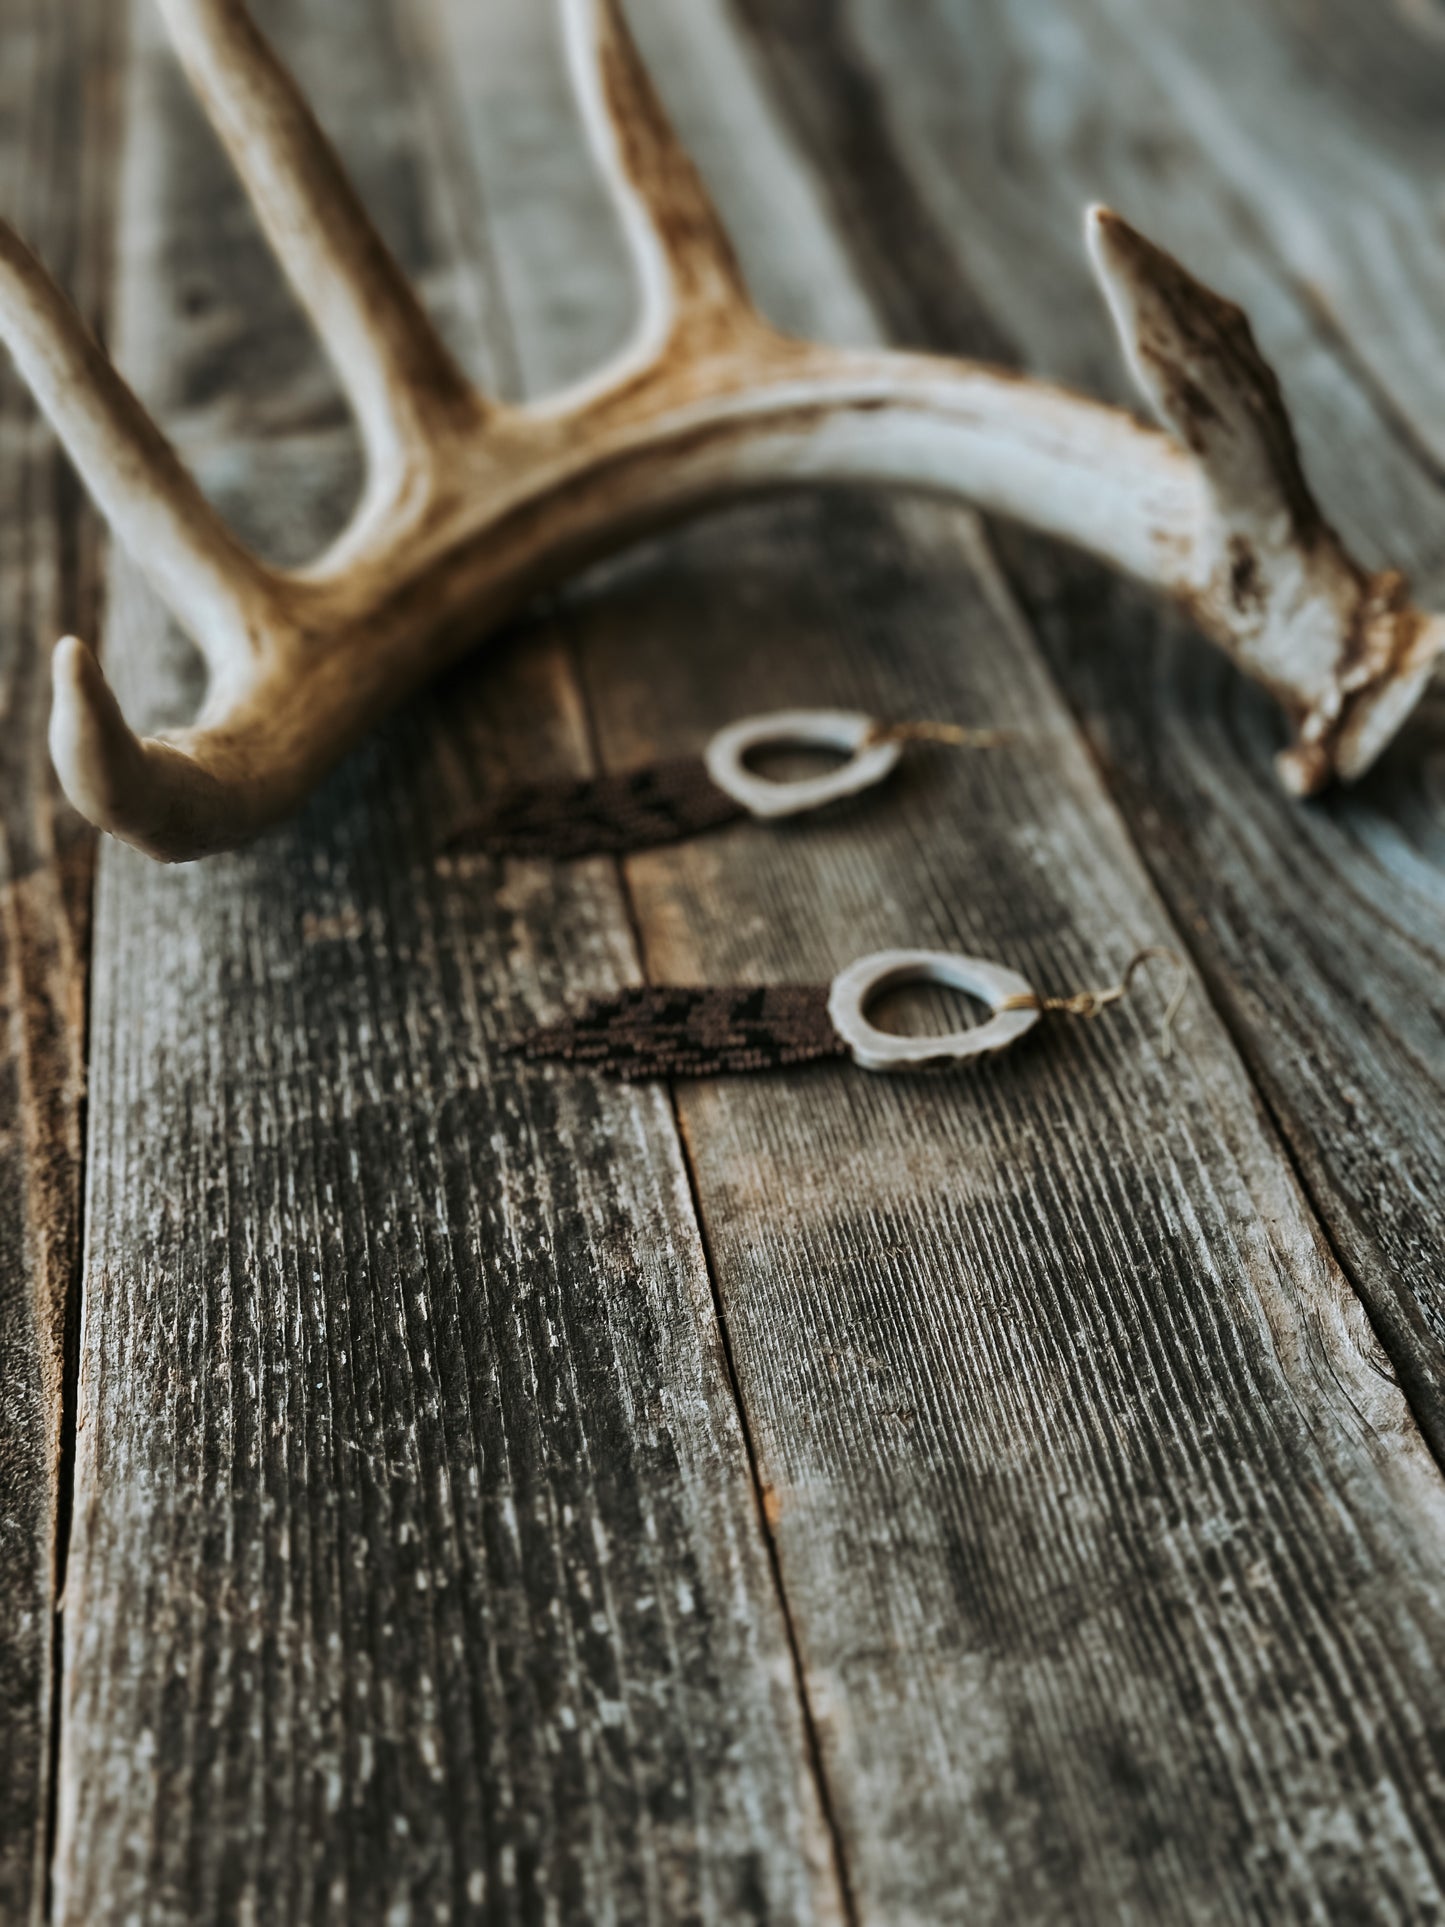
[730,0,1445,1463]
[0,2,114,1918]
[556,0,1445,1917]
[587,494,1445,1919]
[49,2,840,1920]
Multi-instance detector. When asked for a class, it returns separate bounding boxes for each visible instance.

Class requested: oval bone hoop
[1,0,1438,858]
[704,710,903,819]
[828,950,1041,1073]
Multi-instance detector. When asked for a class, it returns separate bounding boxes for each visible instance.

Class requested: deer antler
[5,0,1438,860]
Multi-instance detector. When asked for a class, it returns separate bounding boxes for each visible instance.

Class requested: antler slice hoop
[4,0,1437,859]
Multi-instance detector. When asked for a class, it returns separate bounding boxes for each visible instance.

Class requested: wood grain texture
[728,0,1445,1466]
[576,500,1445,1919]
[51,2,839,1920]
[551,0,1445,1916]
[34,0,1445,1920]
[0,1,115,1917]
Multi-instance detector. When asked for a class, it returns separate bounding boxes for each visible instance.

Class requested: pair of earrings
[451,708,1186,1082]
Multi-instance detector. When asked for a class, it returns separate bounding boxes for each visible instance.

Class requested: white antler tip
[1083,203,1146,284]
[1083,204,1178,403]
[49,636,151,835]
[1083,204,1180,332]
[1083,201,1119,249]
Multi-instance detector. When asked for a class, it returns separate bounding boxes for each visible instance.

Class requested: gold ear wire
[1001,946,1191,1059]
[862,719,1014,751]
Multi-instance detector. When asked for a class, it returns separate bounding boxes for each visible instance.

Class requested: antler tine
[49,636,225,857]
[1086,206,1434,792]
[0,219,275,665]
[154,0,483,489]
[1088,208,1322,543]
[559,0,762,383]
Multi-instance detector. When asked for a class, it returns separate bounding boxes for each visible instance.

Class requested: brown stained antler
[3,0,1438,860]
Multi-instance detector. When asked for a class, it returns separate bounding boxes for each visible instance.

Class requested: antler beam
[2,0,1437,860]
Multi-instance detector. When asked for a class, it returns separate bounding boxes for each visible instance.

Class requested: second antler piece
[3,0,1438,860]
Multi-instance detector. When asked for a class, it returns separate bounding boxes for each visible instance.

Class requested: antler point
[49,636,150,836]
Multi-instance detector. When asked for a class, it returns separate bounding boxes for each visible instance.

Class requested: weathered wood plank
[51,2,839,1920]
[729,0,1445,1466]
[593,501,1445,1918]
[0,2,115,1917]
[523,1,1445,1916]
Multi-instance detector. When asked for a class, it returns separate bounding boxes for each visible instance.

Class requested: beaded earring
[448,709,1008,862]
[516,947,1189,1081]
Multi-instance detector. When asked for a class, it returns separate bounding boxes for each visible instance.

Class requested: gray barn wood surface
[0,0,114,1915]
[0,0,1442,1922]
